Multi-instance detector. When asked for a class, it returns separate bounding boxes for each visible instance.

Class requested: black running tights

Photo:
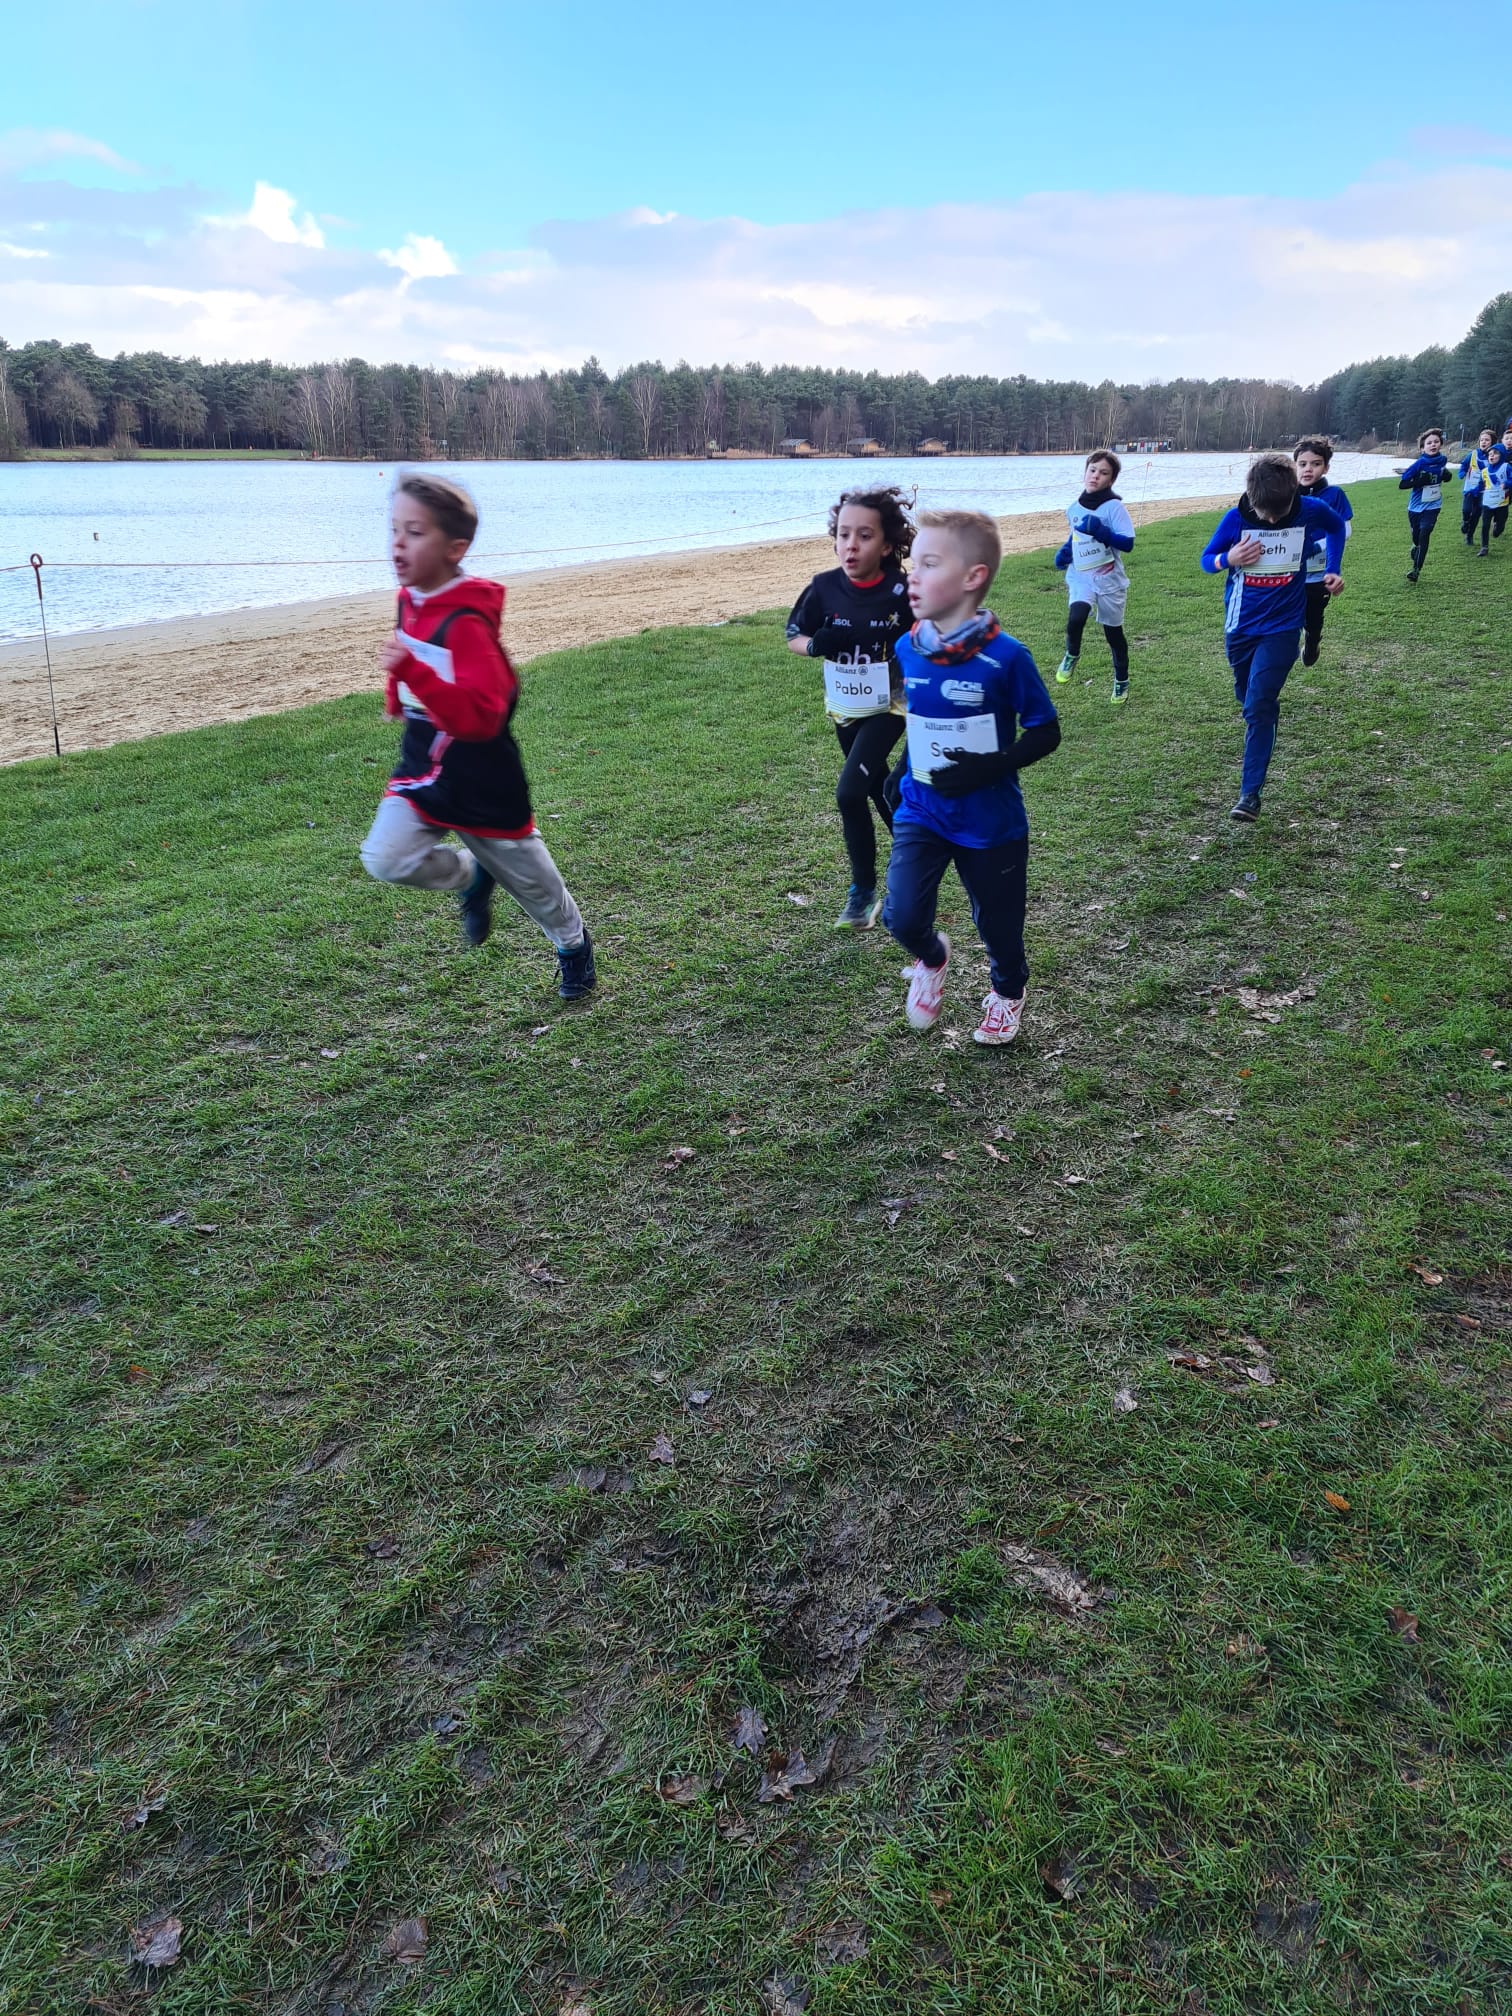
[835,712,904,889]
[1066,600,1130,678]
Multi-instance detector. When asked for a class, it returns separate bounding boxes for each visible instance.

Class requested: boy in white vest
[1053,451,1137,705]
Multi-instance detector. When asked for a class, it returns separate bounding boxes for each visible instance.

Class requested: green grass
[23,447,307,462]
[2,484,1509,2014]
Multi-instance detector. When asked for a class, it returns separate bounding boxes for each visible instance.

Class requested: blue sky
[2,2,1509,380]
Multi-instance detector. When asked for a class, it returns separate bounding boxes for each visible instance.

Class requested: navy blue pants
[1480,503,1508,552]
[1409,509,1439,572]
[1227,630,1298,800]
[1462,490,1483,541]
[884,820,1030,999]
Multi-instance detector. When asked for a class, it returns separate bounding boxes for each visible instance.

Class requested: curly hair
[826,484,916,560]
[1293,436,1334,467]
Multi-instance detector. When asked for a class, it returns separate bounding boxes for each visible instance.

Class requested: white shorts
[1066,565,1128,627]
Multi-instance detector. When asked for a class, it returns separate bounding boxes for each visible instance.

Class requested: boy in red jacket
[359,474,596,998]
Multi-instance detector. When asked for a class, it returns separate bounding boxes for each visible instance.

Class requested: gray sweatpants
[360,795,584,951]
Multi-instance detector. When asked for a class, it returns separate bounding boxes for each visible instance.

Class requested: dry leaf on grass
[881,1194,919,1226]
[1453,1314,1482,1331]
[381,1916,428,1964]
[1256,1418,1281,1430]
[121,1792,168,1830]
[523,1259,566,1285]
[686,1389,712,1408]
[1000,1542,1110,1615]
[1233,982,1316,1023]
[364,1535,399,1559]
[560,1996,596,2016]
[1113,1386,1139,1414]
[319,1047,340,1059]
[785,891,813,906]
[657,1773,707,1806]
[156,1208,188,1227]
[648,1432,675,1465]
[1245,1363,1277,1387]
[762,1976,811,2016]
[663,1145,696,1167]
[757,1748,822,1803]
[1409,1263,1445,1286]
[984,1142,1011,1163]
[192,1222,219,1235]
[1323,1490,1352,1514]
[816,1921,869,1965]
[1387,1606,1420,1642]
[732,1705,767,1754]
[128,1916,183,1969]
[1040,1854,1081,1901]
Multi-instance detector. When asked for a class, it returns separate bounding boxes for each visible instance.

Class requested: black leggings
[835,712,904,889]
[1480,504,1508,552]
[1304,581,1330,652]
[1409,511,1439,571]
[1066,600,1130,679]
[1462,491,1483,540]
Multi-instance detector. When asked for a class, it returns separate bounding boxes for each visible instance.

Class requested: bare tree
[40,366,100,447]
[625,370,661,456]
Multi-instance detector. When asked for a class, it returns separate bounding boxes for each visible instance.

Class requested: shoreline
[0,494,1235,766]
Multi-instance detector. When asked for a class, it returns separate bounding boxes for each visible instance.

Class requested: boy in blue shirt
[1459,428,1493,545]
[1293,437,1352,666]
[1398,427,1456,582]
[883,509,1061,1045]
[1200,453,1346,824]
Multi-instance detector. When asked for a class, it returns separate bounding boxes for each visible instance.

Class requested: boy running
[1459,428,1494,546]
[1475,442,1508,557]
[1200,453,1346,824]
[1398,427,1456,583]
[884,510,1060,1044]
[787,487,915,929]
[359,474,597,999]
[1293,437,1352,666]
[1053,449,1136,704]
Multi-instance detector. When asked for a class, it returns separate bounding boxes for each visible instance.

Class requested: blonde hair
[917,508,1002,595]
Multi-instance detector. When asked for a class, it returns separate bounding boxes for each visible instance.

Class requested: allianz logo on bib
[940,679,986,708]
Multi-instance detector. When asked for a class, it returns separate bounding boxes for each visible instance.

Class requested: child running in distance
[787,486,916,928]
[1293,437,1352,666]
[1398,427,1456,583]
[359,473,597,999]
[1054,449,1136,703]
[1200,453,1346,824]
[1475,442,1508,557]
[884,510,1060,1044]
[1459,428,1494,546]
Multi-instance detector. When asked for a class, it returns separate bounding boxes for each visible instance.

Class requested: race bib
[1239,524,1306,574]
[1486,479,1508,507]
[907,708,998,780]
[1415,483,1442,509]
[1304,547,1327,577]
[822,656,891,715]
[1071,529,1116,573]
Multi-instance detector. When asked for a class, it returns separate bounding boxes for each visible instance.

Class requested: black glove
[807,624,857,659]
[929,748,1017,797]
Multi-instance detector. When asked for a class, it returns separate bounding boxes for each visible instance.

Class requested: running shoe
[1055,652,1078,684]
[1302,638,1320,667]
[457,864,495,946]
[1111,679,1129,706]
[904,934,950,1031]
[1229,791,1261,824]
[834,885,882,930]
[1477,548,1490,559]
[557,930,597,1000]
[973,989,1025,1046]
[1405,568,1420,584]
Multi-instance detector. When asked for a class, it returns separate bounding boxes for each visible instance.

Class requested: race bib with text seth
[1238,524,1307,575]
[907,708,999,780]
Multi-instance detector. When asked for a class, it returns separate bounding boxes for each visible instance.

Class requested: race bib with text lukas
[907,708,999,780]
[823,656,892,715]
[1071,529,1117,573]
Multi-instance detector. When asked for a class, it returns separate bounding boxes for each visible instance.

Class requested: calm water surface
[0,453,1395,642]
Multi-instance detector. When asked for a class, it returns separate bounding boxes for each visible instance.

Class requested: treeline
[2,293,1508,462]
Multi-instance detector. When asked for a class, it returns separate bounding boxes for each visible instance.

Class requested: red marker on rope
[30,554,61,759]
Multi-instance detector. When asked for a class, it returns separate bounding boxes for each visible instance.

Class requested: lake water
[0,452,1396,642]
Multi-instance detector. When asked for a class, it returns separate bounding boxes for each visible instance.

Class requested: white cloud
[212,181,325,249]
[377,232,458,286]
[0,241,49,259]
[0,127,138,174]
[4,154,1512,383]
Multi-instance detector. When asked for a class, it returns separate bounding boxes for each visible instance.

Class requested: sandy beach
[0,494,1234,766]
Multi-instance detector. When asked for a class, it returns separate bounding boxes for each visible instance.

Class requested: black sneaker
[1405,568,1420,584]
[1477,547,1490,559]
[458,865,495,946]
[557,930,597,1000]
[1229,791,1261,823]
[1302,638,1320,667]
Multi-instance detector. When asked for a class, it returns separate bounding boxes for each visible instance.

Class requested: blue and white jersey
[1399,452,1452,516]
[1460,449,1489,493]
[894,626,1057,848]
[1483,458,1510,508]
[1200,497,1345,640]
[1300,481,1353,577]
[1064,494,1135,588]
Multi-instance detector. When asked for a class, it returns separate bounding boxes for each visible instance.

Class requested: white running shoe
[904,935,950,1031]
[973,989,1025,1045]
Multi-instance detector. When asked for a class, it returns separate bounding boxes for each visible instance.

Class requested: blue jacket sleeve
[1053,539,1071,570]
[1003,647,1058,732]
[1201,510,1239,573]
[1084,512,1135,553]
[1306,498,1347,575]
[1459,454,1473,479]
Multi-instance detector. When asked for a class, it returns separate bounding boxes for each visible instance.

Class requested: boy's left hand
[1323,573,1344,597]
[380,633,411,675]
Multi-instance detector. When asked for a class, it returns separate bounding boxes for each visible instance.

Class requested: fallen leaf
[816,1921,869,1965]
[319,1047,340,1059]
[1168,1351,1214,1372]
[560,1996,596,2016]
[648,1432,675,1465]
[1096,1736,1127,1757]
[1040,1854,1081,1900]
[1387,1607,1419,1643]
[786,892,814,907]
[121,1792,168,1830]
[1323,1490,1351,1514]
[129,1916,183,1969]
[732,1705,767,1754]
[381,1916,428,1965]
[762,1975,810,2016]
[984,1142,1011,1163]
[716,1807,755,1841]
[1225,1633,1262,1659]
[1256,1418,1281,1430]
[664,1145,696,1167]
[523,1259,566,1285]
[364,1534,399,1559]
[530,1024,551,1038]
[657,1772,707,1806]
[572,1466,608,1493]
[1408,1263,1444,1286]
[1113,1386,1139,1414]
[940,1149,958,1162]
[1060,1173,1090,1187]
[881,1194,918,1226]
[757,1748,821,1803]
[1453,1314,1482,1331]
[927,1888,952,1909]
[686,1389,712,1408]
[1245,1363,1277,1387]
[191,1222,219,1236]
[432,1711,462,1736]
[156,1208,188,1228]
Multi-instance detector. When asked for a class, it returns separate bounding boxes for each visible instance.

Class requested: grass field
[22,448,307,463]
[2,483,1509,2014]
